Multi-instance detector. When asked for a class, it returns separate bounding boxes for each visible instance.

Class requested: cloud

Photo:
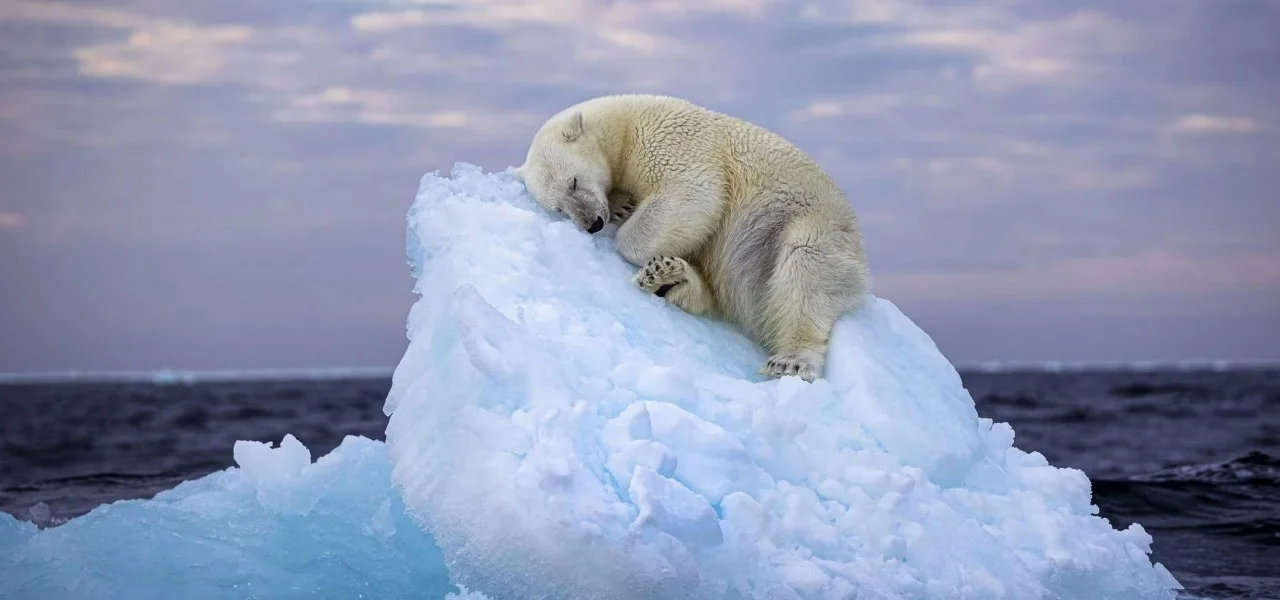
[0,1,272,87]
[2,1,543,141]
[796,4,1134,88]
[272,86,540,136]
[1164,114,1260,135]
[1066,167,1152,190]
[923,155,1015,188]
[0,212,27,230]
[0,0,150,29]
[287,86,470,128]
[346,2,712,62]
[878,249,1280,305]
[350,0,773,34]
[74,23,253,84]
[348,10,437,32]
[792,94,911,120]
[2,0,1278,368]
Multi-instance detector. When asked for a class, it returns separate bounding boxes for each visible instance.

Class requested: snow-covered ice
[0,435,459,600]
[0,163,1183,600]
[383,164,1182,599]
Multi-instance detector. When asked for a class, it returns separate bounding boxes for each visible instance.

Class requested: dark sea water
[1,369,1277,599]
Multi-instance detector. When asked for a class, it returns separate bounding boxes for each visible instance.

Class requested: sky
[1,0,1277,373]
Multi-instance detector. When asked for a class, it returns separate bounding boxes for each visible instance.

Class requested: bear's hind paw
[760,349,822,382]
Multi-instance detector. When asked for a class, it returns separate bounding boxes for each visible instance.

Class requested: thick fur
[516,94,871,382]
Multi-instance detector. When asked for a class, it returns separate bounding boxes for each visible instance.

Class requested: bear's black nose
[587,217,604,234]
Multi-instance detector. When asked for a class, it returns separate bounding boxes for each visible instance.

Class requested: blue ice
[1,164,1182,600]
[0,435,463,599]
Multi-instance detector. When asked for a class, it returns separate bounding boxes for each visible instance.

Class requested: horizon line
[2,359,1279,384]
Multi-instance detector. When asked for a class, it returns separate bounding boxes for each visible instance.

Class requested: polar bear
[516,94,871,382]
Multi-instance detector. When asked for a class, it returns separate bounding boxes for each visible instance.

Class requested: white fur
[517,94,871,382]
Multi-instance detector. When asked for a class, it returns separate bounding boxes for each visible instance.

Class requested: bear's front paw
[610,200,637,225]
[633,256,689,297]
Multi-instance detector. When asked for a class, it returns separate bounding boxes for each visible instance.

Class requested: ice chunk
[629,465,723,548]
[383,163,1183,599]
[0,436,457,600]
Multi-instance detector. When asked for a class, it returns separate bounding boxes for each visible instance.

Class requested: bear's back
[608,95,838,196]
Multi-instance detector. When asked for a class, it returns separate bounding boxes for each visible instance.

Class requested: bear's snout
[563,193,607,235]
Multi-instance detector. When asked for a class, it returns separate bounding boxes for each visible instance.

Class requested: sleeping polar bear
[516,94,871,383]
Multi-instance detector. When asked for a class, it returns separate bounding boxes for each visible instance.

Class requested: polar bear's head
[516,110,611,235]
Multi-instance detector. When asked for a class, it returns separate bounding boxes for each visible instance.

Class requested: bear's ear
[562,111,585,142]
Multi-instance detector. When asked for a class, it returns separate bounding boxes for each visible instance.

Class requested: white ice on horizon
[383,163,1183,600]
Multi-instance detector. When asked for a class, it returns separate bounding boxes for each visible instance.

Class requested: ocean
[1,368,1276,599]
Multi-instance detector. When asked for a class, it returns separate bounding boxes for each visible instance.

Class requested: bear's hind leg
[759,218,867,382]
[759,293,832,382]
[633,256,715,316]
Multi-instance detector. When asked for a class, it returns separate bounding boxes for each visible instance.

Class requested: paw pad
[634,256,689,296]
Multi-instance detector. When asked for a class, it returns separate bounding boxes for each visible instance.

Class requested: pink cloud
[0,212,27,230]
[877,250,1280,304]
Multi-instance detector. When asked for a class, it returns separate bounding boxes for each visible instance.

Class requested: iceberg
[0,435,464,600]
[0,163,1182,600]
[383,164,1181,599]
